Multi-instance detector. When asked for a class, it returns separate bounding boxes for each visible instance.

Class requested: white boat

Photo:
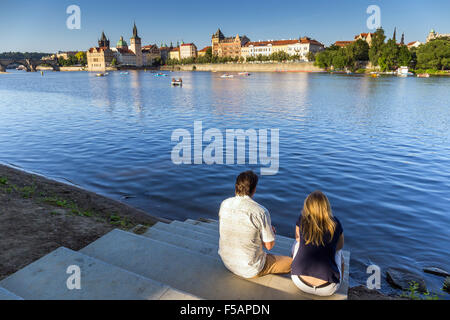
[171,78,183,86]
[238,72,250,76]
[221,74,234,78]
[417,73,430,78]
[396,66,411,77]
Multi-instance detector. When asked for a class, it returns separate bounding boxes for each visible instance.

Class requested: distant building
[198,46,211,57]
[87,47,114,71]
[180,43,198,59]
[211,28,250,58]
[169,47,180,60]
[88,24,161,70]
[426,29,450,42]
[407,41,422,49]
[129,23,143,67]
[142,44,161,65]
[87,32,114,71]
[354,33,375,46]
[241,37,324,61]
[288,37,325,60]
[159,46,172,63]
[54,51,79,60]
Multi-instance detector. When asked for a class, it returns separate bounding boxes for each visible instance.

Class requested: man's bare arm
[263,241,275,251]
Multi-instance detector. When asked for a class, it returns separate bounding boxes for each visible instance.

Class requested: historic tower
[98,31,110,48]
[130,23,143,67]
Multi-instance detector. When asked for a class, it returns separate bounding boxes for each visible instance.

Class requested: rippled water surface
[1,70,449,295]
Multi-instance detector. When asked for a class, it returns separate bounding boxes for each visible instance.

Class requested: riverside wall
[161,62,325,73]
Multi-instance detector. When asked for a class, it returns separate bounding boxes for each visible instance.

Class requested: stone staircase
[0,219,350,300]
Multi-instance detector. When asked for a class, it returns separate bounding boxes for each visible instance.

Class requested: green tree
[349,39,369,61]
[111,58,117,67]
[75,51,87,66]
[306,51,316,62]
[369,28,386,66]
[378,39,399,71]
[397,45,412,67]
[416,39,450,70]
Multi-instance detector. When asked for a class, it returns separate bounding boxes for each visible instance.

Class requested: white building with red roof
[180,43,198,59]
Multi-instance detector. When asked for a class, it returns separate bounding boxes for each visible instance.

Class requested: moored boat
[238,72,251,76]
[221,74,234,78]
[417,73,430,78]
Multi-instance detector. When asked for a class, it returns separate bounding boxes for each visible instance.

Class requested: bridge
[0,58,60,72]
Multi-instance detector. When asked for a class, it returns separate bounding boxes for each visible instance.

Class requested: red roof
[245,38,323,47]
[333,41,353,47]
[116,48,135,55]
[88,47,110,53]
[354,33,374,39]
[181,43,196,47]
[407,41,420,46]
[199,46,211,52]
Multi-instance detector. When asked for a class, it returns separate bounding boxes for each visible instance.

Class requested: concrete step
[175,220,294,254]
[0,287,23,300]
[145,222,291,257]
[0,247,200,300]
[151,222,218,243]
[185,219,296,246]
[81,229,349,300]
[143,224,289,259]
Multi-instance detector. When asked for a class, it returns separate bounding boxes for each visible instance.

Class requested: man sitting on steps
[218,171,292,279]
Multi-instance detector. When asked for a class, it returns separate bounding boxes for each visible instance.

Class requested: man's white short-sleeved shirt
[218,195,276,278]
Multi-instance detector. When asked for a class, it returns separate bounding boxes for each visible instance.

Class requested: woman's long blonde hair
[299,191,336,246]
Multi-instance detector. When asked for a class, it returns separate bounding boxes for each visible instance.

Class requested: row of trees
[58,52,87,67]
[0,52,52,60]
[165,47,315,66]
[315,28,450,72]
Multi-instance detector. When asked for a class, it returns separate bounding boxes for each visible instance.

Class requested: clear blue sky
[1,0,449,52]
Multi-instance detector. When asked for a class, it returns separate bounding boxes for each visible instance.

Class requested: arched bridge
[0,58,60,72]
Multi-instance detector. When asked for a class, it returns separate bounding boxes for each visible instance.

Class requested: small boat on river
[155,73,168,77]
[238,72,251,76]
[221,74,234,78]
[171,78,183,86]
[417,73,430,78]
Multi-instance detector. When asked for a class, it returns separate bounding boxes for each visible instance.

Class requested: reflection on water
[0,70,449,296]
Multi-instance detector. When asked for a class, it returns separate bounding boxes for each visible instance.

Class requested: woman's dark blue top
[291,215,344,284]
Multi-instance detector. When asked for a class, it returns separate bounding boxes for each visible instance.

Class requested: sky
[0,0,449,53]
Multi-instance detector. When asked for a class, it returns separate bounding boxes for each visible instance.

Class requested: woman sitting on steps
[291,191,345,297]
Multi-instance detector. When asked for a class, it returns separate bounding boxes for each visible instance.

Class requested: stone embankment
[161,62,325,73]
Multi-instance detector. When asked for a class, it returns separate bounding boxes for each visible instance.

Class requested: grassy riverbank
[0,164,402,300]
[0,164,167,281]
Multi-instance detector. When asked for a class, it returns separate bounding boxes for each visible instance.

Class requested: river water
[0,70,449,296]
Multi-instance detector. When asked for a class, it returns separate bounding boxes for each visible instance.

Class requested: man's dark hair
[235,171,259,197]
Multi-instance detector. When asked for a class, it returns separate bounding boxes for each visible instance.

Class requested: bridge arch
[0,59,60,72]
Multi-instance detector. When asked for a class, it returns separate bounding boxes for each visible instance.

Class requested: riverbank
[0,164,400,300]
[161,62,324,73]
[0,164,168,282]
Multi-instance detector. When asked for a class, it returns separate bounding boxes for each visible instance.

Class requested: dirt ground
[0,164,168,281]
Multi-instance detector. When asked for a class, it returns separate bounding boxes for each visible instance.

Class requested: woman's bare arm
[336,234,345,251]
[295,226,300,242]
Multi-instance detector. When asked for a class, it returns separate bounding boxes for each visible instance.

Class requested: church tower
[98,31,110,48]
[130,23,143,67]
